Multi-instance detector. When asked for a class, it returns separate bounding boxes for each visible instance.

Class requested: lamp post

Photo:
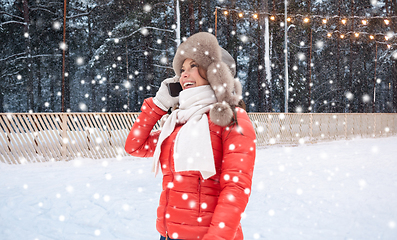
[373,41,378,113]
[284,0,288,113]
[61,0,67,112]
[176,0,181,47]
[284,0,296,113]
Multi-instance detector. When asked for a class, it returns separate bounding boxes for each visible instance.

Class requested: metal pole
[126,41,129,112]
[284,0,288,113]
[308,0,312,112]
[176,0,181,47]
[373,42,378,113]
[215,8,218,37]
[61,0,67,112]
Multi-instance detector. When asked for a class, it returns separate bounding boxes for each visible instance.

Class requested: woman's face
[179,58,208,90]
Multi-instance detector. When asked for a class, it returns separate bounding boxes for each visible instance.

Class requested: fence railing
[1,112,396,164]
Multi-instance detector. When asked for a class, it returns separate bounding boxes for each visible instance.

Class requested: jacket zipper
[164,186,171,238]
[198,176,201,216]
[164,137,175,238]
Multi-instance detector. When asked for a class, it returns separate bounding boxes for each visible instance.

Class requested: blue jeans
[160,235,182,240]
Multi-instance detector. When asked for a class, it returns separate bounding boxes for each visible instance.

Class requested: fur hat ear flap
[210,102,234,127]
[206,61,234,102]
[206,61,237,127]
[232,79,243,105]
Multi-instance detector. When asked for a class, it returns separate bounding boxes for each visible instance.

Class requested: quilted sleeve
[124,97,166,158]
[203,108,256,240]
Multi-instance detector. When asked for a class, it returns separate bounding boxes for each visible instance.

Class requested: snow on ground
[1,137,397,240]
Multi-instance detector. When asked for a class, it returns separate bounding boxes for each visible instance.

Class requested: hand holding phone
[167,82,183,97]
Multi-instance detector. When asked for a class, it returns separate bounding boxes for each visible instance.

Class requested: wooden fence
[1,112,396,164]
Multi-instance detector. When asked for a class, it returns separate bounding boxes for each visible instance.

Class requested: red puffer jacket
[125,98,256,240]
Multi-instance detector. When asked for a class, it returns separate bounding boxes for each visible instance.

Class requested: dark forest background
[1,0,397,113]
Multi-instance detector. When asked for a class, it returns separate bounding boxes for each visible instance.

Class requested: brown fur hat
[172,32,242,127]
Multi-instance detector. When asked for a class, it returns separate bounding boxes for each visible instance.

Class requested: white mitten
[153,76,180,111]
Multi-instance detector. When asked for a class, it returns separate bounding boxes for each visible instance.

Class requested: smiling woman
[125,32,256,240]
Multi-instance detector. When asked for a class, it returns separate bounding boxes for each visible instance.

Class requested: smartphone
[167,82,183,97]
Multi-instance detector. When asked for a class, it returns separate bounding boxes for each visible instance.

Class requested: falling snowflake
[316,40,324,49]
[76,57,84,65]
[140,28,149,36]
[79,103,87,111]
[268,209,275,216]
[370,0,378,6]
[66,185,74,193]
[232,176,239,183]
[59,42,67,50]
[371,146,379,154]
[105,174,112,180]
[143,4,152,12]
[345,91,354,100]
[362,94,371,103]
[297,52,306,61]
[52,21,61,30]
[389,221,396,229]
[182,193,188,200]
[358,179,367,190]
[160,57,168,64]
[219,222,225,228]
[122,204,130,211]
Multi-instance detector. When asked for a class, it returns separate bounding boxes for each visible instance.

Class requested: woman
[125,32,256,240]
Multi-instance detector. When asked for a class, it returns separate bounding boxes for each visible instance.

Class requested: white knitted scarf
[152,85,218,179]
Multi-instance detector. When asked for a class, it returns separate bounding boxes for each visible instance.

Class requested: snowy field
[1,137,397,240]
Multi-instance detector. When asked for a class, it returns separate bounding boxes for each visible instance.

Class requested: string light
[214,7,397,47]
